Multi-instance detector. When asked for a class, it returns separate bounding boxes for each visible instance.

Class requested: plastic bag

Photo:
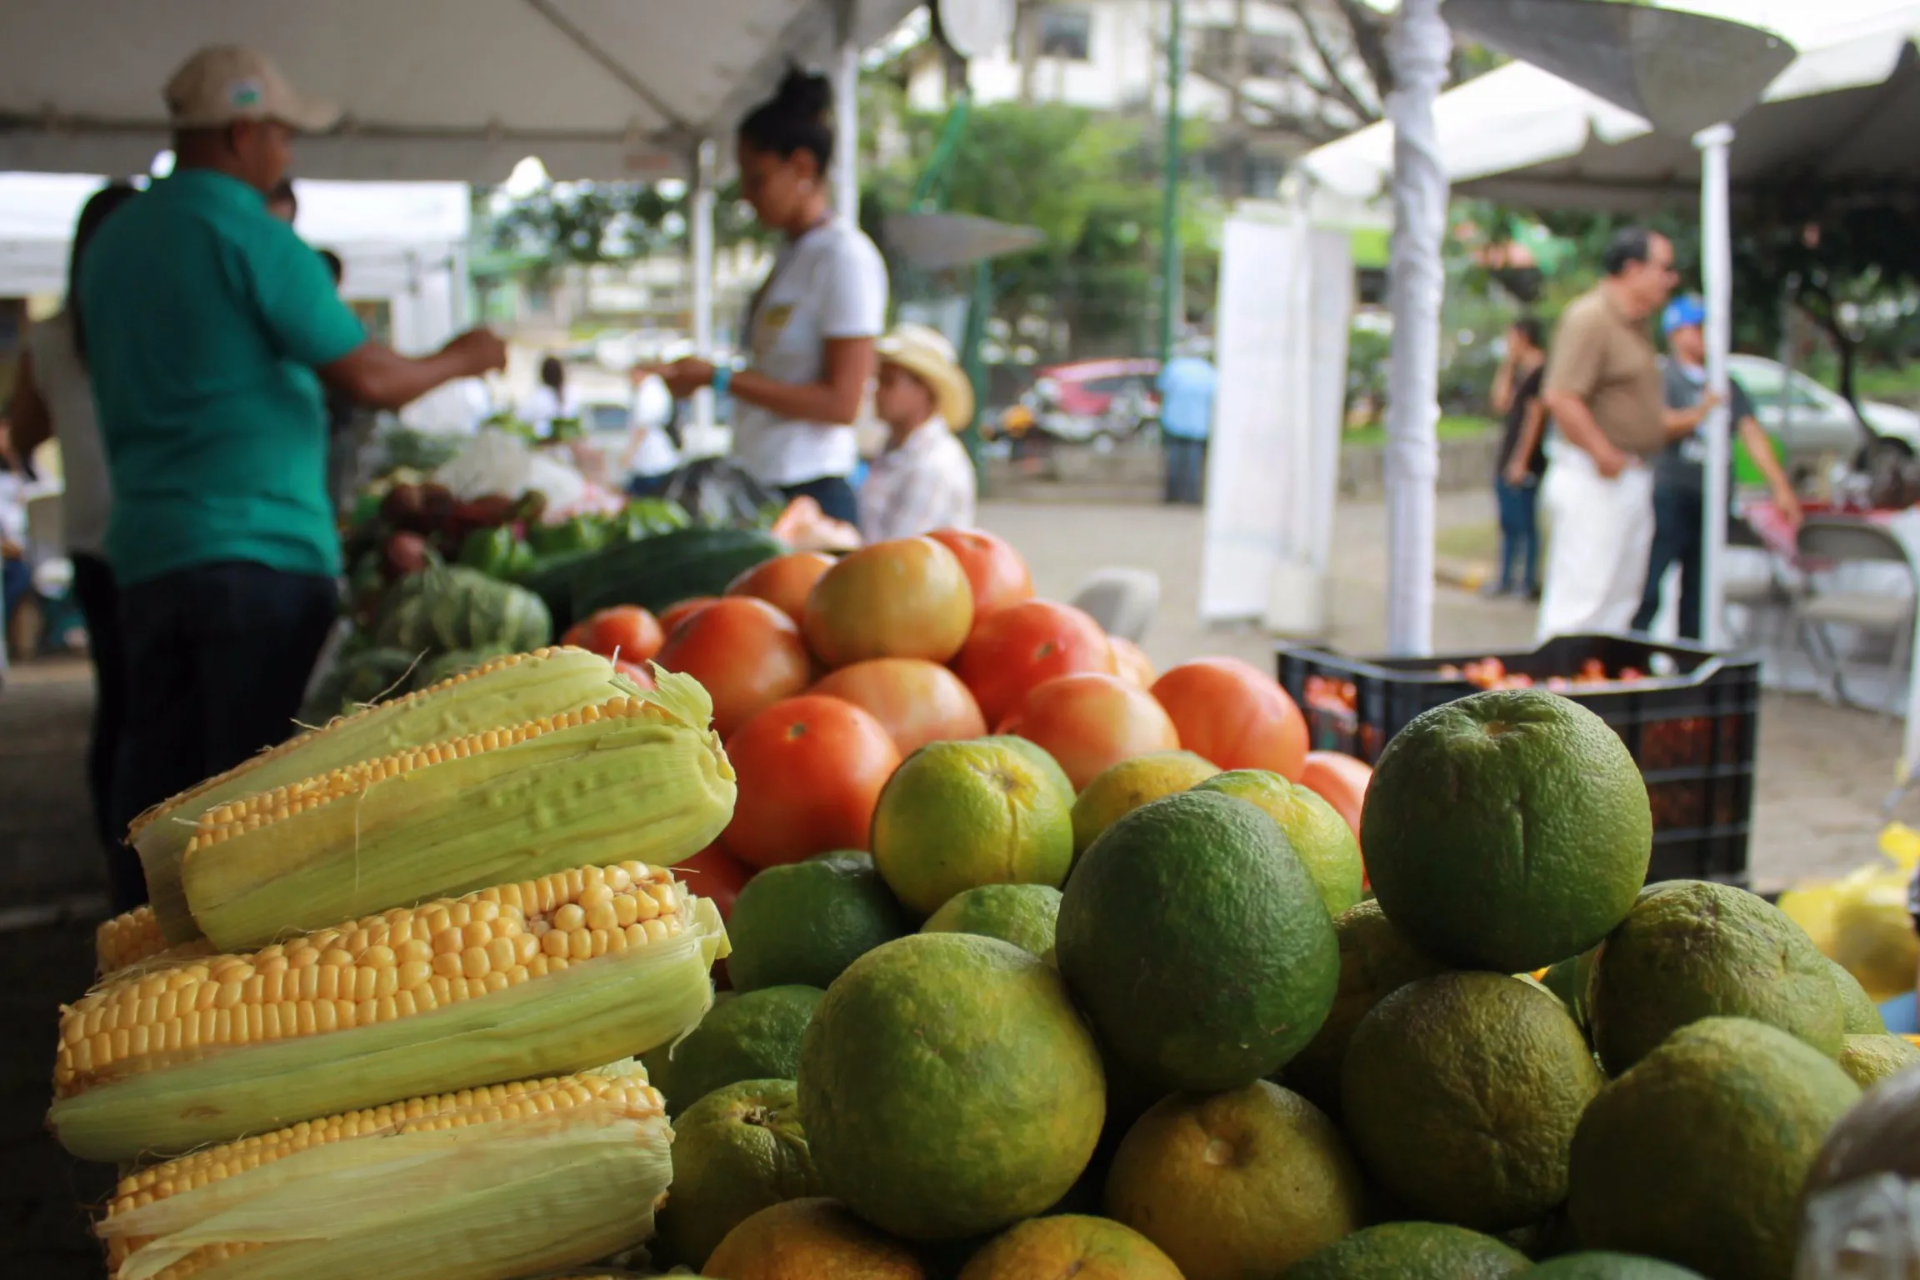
[661,457,783,530]
[1778,824,1920,1002]
[1798,1065,1920,1278]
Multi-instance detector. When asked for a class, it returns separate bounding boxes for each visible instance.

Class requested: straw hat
[877,324,975,430]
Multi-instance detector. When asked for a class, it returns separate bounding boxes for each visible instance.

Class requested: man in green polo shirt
[82,45,507,906]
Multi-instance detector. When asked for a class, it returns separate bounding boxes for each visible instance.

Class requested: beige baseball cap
[164,45,340,132]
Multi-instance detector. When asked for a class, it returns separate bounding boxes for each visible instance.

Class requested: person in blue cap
[1632,295,1801,639]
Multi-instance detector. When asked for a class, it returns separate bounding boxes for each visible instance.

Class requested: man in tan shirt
[1535,227,1681,640]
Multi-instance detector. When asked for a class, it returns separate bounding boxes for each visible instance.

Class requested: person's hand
[1,537,22,560]
[629,363,660,388]
[1592,442,1630,479]
[1776,490,1804,531]
[1503,456,1531,487]
[660,358,715,401]
[1695,389,1724,424]
[445,328,508,376]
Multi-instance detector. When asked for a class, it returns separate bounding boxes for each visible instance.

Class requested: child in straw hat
[859,324,979,543]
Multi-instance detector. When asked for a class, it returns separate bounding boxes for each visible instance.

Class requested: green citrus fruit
[1193,768,1365,916]
[642,984,821,1117]
[1056,790,1339,1093]
[654,1078,820,1268]
[1831,958,1889,1034]
[1286,1222,1531,1279]
[870,738,1076,915]
[1525,1253,1704,1278]
[1104,1081,1364,1279]
[922,882,1062,963]
[1283,899,1450,1122]
[1588,881,1844,1075]
[1342,971,1603,1231]
[798,933,1105,1240]
[1838,1032,1920,1088]
[703,1197,924,1279]
[726,852,907,992]
[1361,689,1652,972]
[958,1215,1182,1280]
[1568,1016,1862,1280]
[1071,751,1221,859]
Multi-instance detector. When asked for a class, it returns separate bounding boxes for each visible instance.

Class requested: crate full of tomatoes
[1277,634,1759,886]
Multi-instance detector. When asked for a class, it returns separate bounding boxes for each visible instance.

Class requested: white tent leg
[690,137,718,437]
[1382,0,1452,658]
[831,5,860,221]
[1696,123,1733,651]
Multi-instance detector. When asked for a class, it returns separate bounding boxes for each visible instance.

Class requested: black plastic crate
[1276,633,1760,887]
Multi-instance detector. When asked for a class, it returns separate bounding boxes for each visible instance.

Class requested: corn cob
[130,646,648,945]
[96,907,216,978]
[97,1060,671,1280]
[178,671,733,952]
[51,862,727,1162]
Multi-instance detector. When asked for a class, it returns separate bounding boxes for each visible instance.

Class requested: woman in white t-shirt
[5,181,144,905]
[520,356,581,440]
[656,70,888,525]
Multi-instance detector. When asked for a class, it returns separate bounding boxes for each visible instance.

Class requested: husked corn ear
[131,647,647,945]
[180,672,733,952]
[50,863,728,1163]
[98,1060,671,1280]
[96,908,215,978]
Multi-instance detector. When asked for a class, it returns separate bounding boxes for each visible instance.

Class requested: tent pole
[691,138,718,437]
[1382,0,1451,658]
[1696,122,1733,651]
[832,1,860,223]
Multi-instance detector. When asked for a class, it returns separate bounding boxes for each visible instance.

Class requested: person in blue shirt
[1158,344,1218,505]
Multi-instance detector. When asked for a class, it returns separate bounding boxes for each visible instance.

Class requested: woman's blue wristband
[711,365,732,398]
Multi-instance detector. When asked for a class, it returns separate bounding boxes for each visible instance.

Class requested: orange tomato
[802,537,975,668]
[1109,636,1156,689]
[562,605,665,664]
[1299,750,1371,844]
[1000,672,1181,790]
[1150,657,1310,781]
[654,596,813,740]
[811,658,988,756]
[953,599,1118,728]
[721,695,903,869]
[927,527,1035,616]
[671,843,755,922]
[658,596,719,637]
[725,551,836,625]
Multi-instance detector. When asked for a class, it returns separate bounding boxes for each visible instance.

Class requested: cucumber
[568,528,788,626]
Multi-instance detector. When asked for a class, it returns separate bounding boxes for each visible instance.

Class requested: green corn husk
[50,894,727,1163]
[134,646,645,944]
[180,669,732,952]
[98,1060,673,1280]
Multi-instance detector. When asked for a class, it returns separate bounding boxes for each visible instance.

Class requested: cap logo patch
[229,78,263,110]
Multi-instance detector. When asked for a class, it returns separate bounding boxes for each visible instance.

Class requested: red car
[1005,357,1162,443]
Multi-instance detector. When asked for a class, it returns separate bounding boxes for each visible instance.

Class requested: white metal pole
[832,26,860,223]
[691,138,718,436]
[1382,0,1452,658]
[1696,123,1734,650]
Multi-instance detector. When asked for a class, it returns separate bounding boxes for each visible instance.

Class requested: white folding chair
[1793,517,1917,709]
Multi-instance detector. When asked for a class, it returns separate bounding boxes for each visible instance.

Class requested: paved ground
[2,490,1914,1271]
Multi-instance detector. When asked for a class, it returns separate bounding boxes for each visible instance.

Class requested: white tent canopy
[0,0,917,181]
[1300,1,1920,208]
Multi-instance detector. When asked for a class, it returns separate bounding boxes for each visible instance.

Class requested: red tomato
[1000,672,1180,790]
[1150,657,1310,781]
[721,695,902,869]
[810,658,988,755]
[613,658,657,690]
[655,597,813,740]
[725,552,836,625]
[562,605,665,664]
[926,527,1035,616]
[953,599,1117,728]
[658,596,720,637]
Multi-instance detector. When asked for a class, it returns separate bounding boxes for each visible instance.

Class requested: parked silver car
[1725,354,1920,470]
